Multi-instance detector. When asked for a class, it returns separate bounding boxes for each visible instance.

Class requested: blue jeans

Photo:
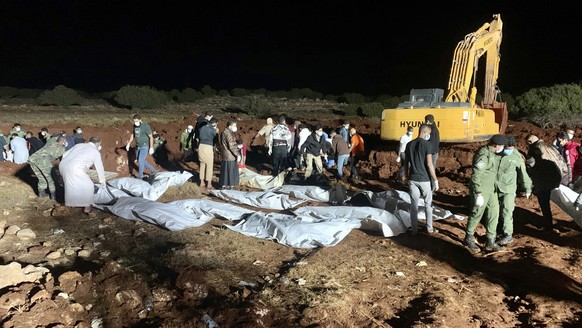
[136,146,157,178]
[337,154,349,177]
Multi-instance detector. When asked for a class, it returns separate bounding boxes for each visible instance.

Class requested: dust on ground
[0,108,581,327]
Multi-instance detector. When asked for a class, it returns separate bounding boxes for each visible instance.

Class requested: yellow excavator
[380,14,508,143]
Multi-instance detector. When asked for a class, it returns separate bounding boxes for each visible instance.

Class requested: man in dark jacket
[25,131,45,156]
[301,124,327,179]
[526,134,569,231]
[425,114,440,168]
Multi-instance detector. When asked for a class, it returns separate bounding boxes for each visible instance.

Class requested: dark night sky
[0,1,580,97]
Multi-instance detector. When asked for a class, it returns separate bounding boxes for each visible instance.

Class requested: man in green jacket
[27,135,67,200]
[496,136,533,246]
[464,134,508,252]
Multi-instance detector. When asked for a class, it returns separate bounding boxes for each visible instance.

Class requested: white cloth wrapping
[95,197,255,231]
[106,171,193,201]
[272,185,330,202]
[292,205,410,237]
[226,212,362,248]
[352,190,464,221]
[239,167,286,190]
[550,185,582,229]
[210,189,306,210]
[59,143,105,207]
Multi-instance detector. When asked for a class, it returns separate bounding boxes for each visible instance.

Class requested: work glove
[525,192,531,199]
[237,155,242,163]
[432,180,439,192]
[125,143,130,152]
[149,147,154,155]
[396,156,401,163]
[475,194,485,207]
[268,149,272,156]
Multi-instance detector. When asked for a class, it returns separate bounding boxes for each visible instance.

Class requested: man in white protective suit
[59,136,106,216]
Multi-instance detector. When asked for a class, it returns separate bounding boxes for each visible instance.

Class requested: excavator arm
[445,14,503,108]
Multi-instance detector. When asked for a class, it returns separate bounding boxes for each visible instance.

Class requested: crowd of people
[3,112,580,247]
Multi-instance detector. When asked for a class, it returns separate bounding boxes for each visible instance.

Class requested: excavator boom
[380,14,508,143]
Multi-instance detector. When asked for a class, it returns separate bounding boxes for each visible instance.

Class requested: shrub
[515,84,582,117]
[201,85,217,97]
[177,88,203,103]
[360,102,384,118]
[246,95,271,118]
[37,85,85,106]
[339,92,367,104]
[231,88,251,97]
[114,85,169,109]
[343,104,359,116]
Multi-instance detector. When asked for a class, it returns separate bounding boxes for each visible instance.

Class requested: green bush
[343,104,359,116]
[515,84,582,116]
[231,88,251,97]
[176,88,203,103]
[360,102,384,118]
[114,85,169,109]
[339,92,367,104]
[246,95,271,118]
[374,95,401,108]
[37,85,85,106]
[201,85,217,97]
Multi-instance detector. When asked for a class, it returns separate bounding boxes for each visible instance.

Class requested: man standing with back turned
[425,114,440,168]
[403,124,439,235]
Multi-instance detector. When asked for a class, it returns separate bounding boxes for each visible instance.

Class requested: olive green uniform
[27,142,66,197]
[497,151,532,237]
[466,146,502,241]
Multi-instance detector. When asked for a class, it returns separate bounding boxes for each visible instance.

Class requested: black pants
[272,146,289,176]
[350,155,363,178]
[536,188,553,228]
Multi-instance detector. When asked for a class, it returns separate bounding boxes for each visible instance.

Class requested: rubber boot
[486,237,502,251]
[498,235,513,246]
[463,234,480,252]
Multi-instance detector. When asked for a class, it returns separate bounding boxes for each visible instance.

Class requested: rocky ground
[0,104,581,327]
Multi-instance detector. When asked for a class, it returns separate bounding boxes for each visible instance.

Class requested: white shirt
[10,136,29,164]
[398,132,413,154]
[298,128,311,149]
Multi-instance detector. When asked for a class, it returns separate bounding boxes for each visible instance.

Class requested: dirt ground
[0,107,581,327]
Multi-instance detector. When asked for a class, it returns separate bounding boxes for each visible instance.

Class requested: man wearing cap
[525,134,568,231]
[496,136,533,245]
[464,134,508,252]
[425,114,440,168]
[180,124,195,161]
[396,126,414,181]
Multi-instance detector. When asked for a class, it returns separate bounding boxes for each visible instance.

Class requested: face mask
[187,129,192,133]
[134,122,141,127]
[98,145,102,151]
[424,134,431,141]
[407,132,412,136]
[568,133,574,140]
[495,146,504,153]
[41,132,47,136]
[230,126,237,133]
[502,148,513,156]
[76,130,82,134]
[316,131,323,136]
[15,127,21,132]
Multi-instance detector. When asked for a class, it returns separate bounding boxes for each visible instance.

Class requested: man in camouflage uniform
[464,134,508,252]
[27,135,67,200]
[496,136,533,245]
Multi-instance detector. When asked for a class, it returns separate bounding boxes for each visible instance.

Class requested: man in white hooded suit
[59,136,106,214]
